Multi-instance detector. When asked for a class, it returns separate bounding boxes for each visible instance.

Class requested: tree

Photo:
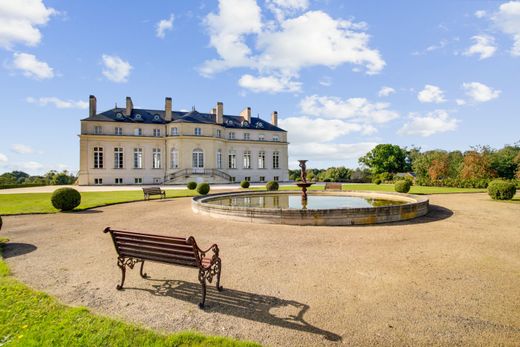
[359,144,408,174]
[428,154,449,180]
[489,145,520,179]
[318,167,352,182]
[460,150,495,179]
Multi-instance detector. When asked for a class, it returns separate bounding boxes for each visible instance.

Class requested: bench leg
[116,257,126,290]
[215,259,223,292]
[139,261,147,278]
[198,269,207,309]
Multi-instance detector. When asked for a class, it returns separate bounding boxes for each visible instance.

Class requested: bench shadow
[2,243,37,258]
[131,279,341,342]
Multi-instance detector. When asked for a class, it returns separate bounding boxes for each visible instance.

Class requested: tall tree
[359,144,408,174]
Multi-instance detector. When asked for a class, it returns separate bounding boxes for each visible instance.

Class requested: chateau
[78,96,289,185]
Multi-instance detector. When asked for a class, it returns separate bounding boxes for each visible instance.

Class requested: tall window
[228,132,235,140]
[134,128,142,136]
[152,148,161,169]
[133,148,143,169]
[258,151,265,169]
[93,147,103,169]
[115,127,123,135]
[216,149,222,169]
[228,152,236,169]
[192,149,204,168]
[114,147,124,169]
[171,127,178,136]
[243,151,251,169]
[170,149,179,168]
[216,129,221,138]
[94,126,102,134]
[273,151,280,169]
[194,127,202,136]
[153,128,161,137]
[244,133,250,140]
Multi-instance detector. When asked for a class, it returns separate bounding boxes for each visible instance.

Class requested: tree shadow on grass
[129,279,341,342]
[2,242,37,258]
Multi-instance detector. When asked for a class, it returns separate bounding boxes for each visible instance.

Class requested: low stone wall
[192,190,429,226]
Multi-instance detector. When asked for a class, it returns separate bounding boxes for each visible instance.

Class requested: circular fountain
[192,161,429,226]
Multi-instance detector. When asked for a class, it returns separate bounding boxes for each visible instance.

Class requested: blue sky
[1,0,519,174]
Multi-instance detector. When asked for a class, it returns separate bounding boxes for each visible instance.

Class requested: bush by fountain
[196,183,210,195]
[395,180,411,193]
[240,180,250,188]
[51,188,81,211]
[266,181,279,191]
[488,180,516,200]
[187,182,197,190]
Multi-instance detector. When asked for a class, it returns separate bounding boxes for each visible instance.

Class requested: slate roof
[81,107,286,132]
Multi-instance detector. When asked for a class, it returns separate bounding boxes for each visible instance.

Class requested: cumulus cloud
[0,0,56,49]
[101,54,132,83]
[201,0,385,92]
[462,82,500,102]
[26,96,88,109]
[0,152,8,163]
[474,10,487,18]
[493,1,520,56]
[238,74,301,93]
[455,99,466,106]
[464,35,496,59]
[266,0,309,22]
[398,110,459,137]
[299,95,399,124]
[11,144,33,154]
[417,84,446,103]
[156,14,174,38]
[288,142,379,167]
[378,86,395,97]
[11,52,54,79]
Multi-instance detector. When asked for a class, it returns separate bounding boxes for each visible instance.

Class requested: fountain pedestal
[296,160,314,207]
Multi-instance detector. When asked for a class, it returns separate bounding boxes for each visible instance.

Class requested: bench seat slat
[115,240,195,255]
[114,236,193,251]
[113,230,186,241]
[114,234,189,246]
[119,250,197,267]
[117,244,195,259]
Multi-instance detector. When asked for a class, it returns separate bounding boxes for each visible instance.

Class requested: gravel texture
[2,193,519,346]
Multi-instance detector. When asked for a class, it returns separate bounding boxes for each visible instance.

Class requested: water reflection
[207,194,406,209]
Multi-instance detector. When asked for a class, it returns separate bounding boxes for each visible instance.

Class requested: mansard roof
[81,107,286,132]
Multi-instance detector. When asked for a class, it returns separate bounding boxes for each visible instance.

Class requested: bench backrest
[324,182,342,190]
[142,187,163,194]
[104,228,199,268]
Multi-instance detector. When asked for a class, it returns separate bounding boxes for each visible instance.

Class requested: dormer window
[242,120,249,127]
[135,114,142,120]
[116,112,123,119]
[226,119,234,126]
[153,114,160,121]
[255,122,264,128]
[194,127,202,136]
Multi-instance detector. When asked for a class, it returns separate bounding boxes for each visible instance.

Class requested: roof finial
[115,102,117,109]
[192,105,195,111]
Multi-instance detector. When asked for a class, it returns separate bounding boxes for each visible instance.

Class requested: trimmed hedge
[240,180,250,188]
[266,181,279,191]
[488,180,516,200]
[187,181,197,190]
[373,178,382,185]
[196,183,210,195]
[395,180,411,193]
[51,188,81,211]
[0,183,47,190]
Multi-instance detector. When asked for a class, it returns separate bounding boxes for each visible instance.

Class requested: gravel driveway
[2,193,519,346]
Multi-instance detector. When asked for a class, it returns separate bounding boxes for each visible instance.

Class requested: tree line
[0,170,76,187]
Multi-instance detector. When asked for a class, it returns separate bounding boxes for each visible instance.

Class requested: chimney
[165,97,172,122]
[210,107,216,115]
[240,107,251,122]
[216,102,223,124]
[125,96,133,116]
[271,111,278,126]
[89,95,96,117]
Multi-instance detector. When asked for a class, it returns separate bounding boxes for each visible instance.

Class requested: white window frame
[258,134,265,141]
[192,149,204,169]
[115,178,123,184]
[153,128,161,137]
[216,129,221,138]
[273,151,280,169]
[171,148,179,169]
[244,133,250,140]
[134,177,142,184]
[243,150,251,169]
[115,127,123,136]
[94,125,102,134]
[228,152,236,169]
[258,151,265,169]
[93,147,104,169]
[134,128,142,136]
[216,149,222,169]
[228,132,235,140]
[273,135,279,142]
[194,127,202,136]
[133,148,143,169]
[152,148,161,169]
[171,127,178,136]
[114,147,124,169]
[94,178,103,185]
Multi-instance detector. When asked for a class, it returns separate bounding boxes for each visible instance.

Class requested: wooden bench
[103,227,222,308]
[142,187,166,200]
[324,182,343,191]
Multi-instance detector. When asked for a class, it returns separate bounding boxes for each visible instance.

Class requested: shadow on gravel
[2,242,37,258]
[391,204,454,225]
[133,279,342,341]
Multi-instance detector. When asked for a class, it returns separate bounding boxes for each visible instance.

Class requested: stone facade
[78,96,289,185]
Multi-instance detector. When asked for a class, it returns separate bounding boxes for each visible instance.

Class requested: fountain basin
[192,190,429,226]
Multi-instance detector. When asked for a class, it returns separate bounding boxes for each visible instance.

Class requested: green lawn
[0,240,258,347]
[0,189,198,215]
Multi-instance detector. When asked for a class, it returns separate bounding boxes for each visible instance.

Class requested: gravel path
[2,194,519,346]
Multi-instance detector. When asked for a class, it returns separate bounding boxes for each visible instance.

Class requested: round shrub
[373,178,382,185]
[394,180,411,193]
[240,180,250,188]
[488,180,516,200]
[266,181,279,191]
[196,183,210,195]
[187,181,197,190]
[51,188,81,211]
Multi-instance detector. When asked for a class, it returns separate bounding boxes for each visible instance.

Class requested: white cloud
[11,144,33,154]
[101,54,132,83]
[493,1,520,56]
[455,99,466,106]
[156,14,174,38]
[0,0,56,49]
[0,152,7,163]
[300,95,399,124]
[238,74,301,93]
[19,161,43,171]
[12,52,54,79]
[464,35,496,59]
[288,142,378,167]
[26,96,88,109]
[417,84,446,103]
[475,10,487,18]
[319,76,332,86]
[266,0,308,22]
[378,86,395,97]
[201,1,385,91]
[462,82,500,102]
[398,110,459,137]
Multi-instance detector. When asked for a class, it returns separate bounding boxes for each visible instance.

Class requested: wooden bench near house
[324,182,343,191]
[104,227,223,308]
[142,187,166,200]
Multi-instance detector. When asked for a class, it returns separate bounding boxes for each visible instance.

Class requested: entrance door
[192,149,204,173]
